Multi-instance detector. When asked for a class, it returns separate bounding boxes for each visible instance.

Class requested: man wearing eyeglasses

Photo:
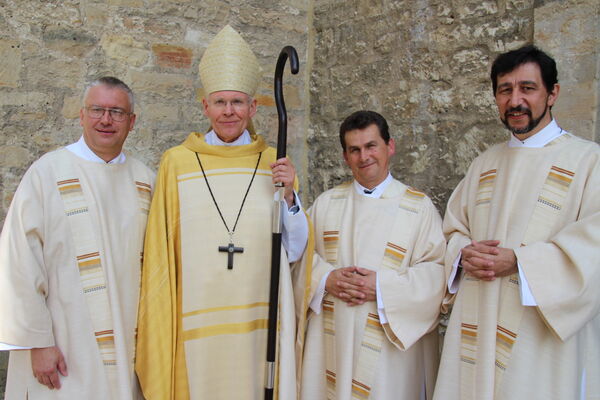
[0,76,154,399]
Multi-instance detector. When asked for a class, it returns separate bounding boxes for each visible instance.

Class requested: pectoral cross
[218,242,244,270]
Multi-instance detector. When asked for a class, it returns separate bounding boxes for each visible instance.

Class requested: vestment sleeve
[442,174,476,311]
[305,196,337,303]
[0,163,55,348]
[514,155,600,341]
[281,191,309,262]
[378,198,446,350]
[136,152,184,399]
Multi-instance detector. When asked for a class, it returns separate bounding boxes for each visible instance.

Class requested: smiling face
[202,90,257,143]
[342,123,395,189]
[79,85,136,162]
[495,62,559,139]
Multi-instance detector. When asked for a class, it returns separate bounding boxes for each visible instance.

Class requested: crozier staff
[265,44,299,400]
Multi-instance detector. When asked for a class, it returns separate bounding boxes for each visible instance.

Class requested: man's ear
[249,98,258,118]
[388,138,396,157]
[342,149,349,166]
[547,83,560,107]
[202,98,209,116]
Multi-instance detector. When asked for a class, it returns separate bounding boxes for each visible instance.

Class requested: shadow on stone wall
[1,351,7,399]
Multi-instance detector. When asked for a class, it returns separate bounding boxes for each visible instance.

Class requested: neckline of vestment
[508,119,563,148]
[183,132,268,157]
[66,135,127,164]
[503,132,573,154]
[61,147,132,169]
[344,178,408,201]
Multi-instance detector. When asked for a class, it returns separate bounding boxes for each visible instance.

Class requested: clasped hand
[325,266,377,306]
[461,240,518,281]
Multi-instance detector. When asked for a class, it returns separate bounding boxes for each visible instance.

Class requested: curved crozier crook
[274,46,299,159]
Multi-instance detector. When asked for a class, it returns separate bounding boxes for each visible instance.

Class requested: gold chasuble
[299,179,446,400]
[136,133,307,400]
[434,134,600,400]
[0,149,154,400]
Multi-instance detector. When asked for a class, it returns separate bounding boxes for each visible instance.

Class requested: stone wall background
[1,0,598,395]
[307,0,600,206]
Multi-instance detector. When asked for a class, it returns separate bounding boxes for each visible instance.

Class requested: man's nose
[359,148,369,161]
[509,90,523,107]
[223,102,234,114]
[100,109,112,123]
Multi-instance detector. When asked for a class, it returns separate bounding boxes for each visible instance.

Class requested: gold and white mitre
[199,25,261,96]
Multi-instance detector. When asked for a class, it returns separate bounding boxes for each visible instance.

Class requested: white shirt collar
[353,173,393,199]
[65,136,126,164]
[205,130,252,146]
[508,119,564,148]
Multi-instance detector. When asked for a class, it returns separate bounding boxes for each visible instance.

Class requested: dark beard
[501,105,548,135]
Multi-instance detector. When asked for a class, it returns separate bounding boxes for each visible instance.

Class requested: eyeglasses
[84,106,132,122]
[209,98,251,111]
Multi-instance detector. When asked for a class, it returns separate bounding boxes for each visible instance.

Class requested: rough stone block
[0,146,31,168]
[62,95,82,120]
[101,35,149,67]
[128,71,194,99]
[43,27,97,58]
[0,92,53,108]
[82,3,109,26]
[108,0,144,6]
[152,44,193,69]
[140,103,180,122]
[0,41,22,88]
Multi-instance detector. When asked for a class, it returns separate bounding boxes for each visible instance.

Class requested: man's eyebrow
[89,105,125,111]
[497,80,538,88]
[348,141,376,150]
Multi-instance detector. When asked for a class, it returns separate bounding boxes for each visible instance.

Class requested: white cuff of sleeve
[517,261,537,306]
[448,252,462,294]
[280,191,308,263]
[0,342,32,350]
[274,191,302,214]
[376,272,388,324]
[288,191,302,215]
[309,271,331,314]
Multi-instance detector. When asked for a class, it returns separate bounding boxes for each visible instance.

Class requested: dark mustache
[505,105,531,116]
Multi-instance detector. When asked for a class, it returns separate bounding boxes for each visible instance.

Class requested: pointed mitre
[199,25,261,96]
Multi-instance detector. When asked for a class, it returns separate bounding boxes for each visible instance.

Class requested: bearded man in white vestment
[0,77,155,399]
[434,45,600,400]
[135,25,309,400]
[298,110,446,400]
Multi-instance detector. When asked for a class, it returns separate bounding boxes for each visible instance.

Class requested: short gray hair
[83,76,135,112]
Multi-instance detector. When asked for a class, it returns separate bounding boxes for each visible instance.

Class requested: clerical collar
[205,129,252,146]
[353,173,393,199]
[65,136,126,164]
[508,119,565,148]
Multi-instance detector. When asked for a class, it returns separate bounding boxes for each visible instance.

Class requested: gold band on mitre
[199,25,261,96]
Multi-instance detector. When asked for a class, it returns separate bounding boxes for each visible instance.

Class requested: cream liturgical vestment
[136,133,310,400]
[299,179,446,400]
[434,134,600,399]
[0,148,154,399]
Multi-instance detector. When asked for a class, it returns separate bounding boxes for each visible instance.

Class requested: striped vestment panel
[54,157,152,389]
[458,150,578,399]
[321,184,425,399]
